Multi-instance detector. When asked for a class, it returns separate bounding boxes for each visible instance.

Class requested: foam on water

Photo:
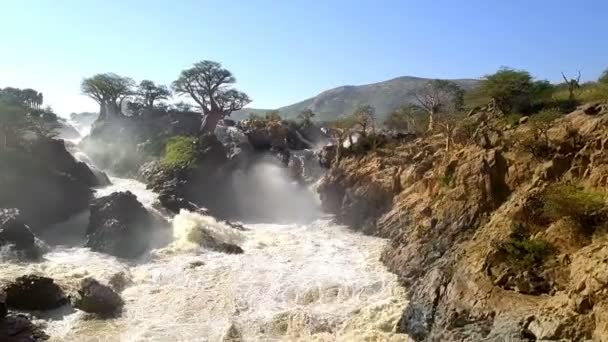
[1,212,409,341]
[0,141,410,340]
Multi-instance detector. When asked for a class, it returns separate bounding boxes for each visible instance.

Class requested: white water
[1,124,410,341]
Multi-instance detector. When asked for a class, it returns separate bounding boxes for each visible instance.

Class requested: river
[0,126,409,341]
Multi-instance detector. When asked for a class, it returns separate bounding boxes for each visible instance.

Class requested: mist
[231,159,321,224]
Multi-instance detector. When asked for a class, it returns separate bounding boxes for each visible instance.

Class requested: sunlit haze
[1,0,606,116]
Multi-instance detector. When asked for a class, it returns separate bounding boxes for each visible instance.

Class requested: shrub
[161,136,198,169]
[499,236,553,271]
[542,183,607,228]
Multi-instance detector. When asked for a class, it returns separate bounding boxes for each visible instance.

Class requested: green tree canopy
[599,68,608,84]
[297,109,316,127]
[173,60,251,134]
[479,67,547,114]
[137,80,171,108]
[81,73,135,119]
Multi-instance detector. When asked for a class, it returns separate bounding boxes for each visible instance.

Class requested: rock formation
[85,191,156,258]
[317,103,608,340]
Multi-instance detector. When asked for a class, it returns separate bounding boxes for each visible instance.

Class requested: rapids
[1,124,410,341]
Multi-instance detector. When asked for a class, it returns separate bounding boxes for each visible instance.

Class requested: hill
[232,76,479,122]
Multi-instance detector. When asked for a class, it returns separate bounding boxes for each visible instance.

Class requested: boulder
[0,290,6,319]
[0,210,42,260]
[4,275,67,311]
[72,278,124,316]
[0,313,48,341]
[0,139,94,229]
[85,191,153,258]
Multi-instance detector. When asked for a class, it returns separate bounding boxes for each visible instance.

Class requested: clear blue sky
[1,0,606,116]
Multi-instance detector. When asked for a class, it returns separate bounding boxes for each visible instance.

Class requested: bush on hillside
[541,183,607,229]
[161,136,198,169]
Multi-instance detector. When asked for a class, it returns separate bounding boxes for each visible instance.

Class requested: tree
[172,60,251,134]
[479,67,535,114]
[0,101,28,150]
[297,109,316,127]
[0,87,43,109]
[384,104,426,133]
[561,71,581,101]
[137,80,171,108]
[413,80,464,131]
[599,69,608,85]
[327,116,356,162]
[81,73,135,119]
[352,105,376,136]
[264,110,282,122]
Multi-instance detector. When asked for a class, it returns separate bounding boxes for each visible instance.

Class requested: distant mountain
[232,76,480,122]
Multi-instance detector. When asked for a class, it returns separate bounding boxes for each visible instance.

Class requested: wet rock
[72,278,124,316]
[108,272,132,293]
[188,261,205,268]
[0,290,6,319]
[0,138,94,229]
[0,210,42,260]
[223,323,243,342]
[217,243,244,254]
[581,102,605,115]
[0,313,49,341]
[85,191,154,259]
[4,275,67,311]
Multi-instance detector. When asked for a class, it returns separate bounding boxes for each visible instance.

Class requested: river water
[0,125,409,341]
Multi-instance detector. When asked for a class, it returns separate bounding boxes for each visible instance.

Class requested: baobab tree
[352,105,376,137]
[137,80,171,108]
[413,79,463,132]
[172,60,251,134]
[81,73,135,120]
[561,71,581,101]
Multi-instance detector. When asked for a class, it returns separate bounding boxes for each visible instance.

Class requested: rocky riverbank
[317,102,608,340]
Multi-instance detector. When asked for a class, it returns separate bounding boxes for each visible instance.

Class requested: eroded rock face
[1,290,6,319]
[0,138,95,229]
[4,275,67,311]
[0,210,42,260]
[85,191,153,258]
[0,313,49,341]
[72,278,124,316]
[317,106,608,340]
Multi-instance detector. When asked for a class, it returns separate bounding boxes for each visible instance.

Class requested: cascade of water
[1,119,410,341]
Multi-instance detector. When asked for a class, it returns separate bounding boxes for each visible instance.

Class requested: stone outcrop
[0,210,42,260]
[0,137,96,229]
[72,278,124,316]
[85,191,155,259]
[0,313,49,341]
[317,103,608,340]
[3,275,67,311]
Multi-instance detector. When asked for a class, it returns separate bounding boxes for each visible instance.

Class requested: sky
[1,0,607,116]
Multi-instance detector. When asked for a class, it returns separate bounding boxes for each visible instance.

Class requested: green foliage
[161,136,199,169]
[137,80,171,108]
[0,87,44,109]
[479,67,536,114]
[499,234,553,271]
[264,110,282,122]
[297,109,316,127]
[599,69,608,84]
[440,173,455,188]
[541,183,606,226]
[502,113,524,127]
[384,104,427,133]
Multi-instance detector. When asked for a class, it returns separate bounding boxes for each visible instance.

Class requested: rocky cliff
[318,102,608,340]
